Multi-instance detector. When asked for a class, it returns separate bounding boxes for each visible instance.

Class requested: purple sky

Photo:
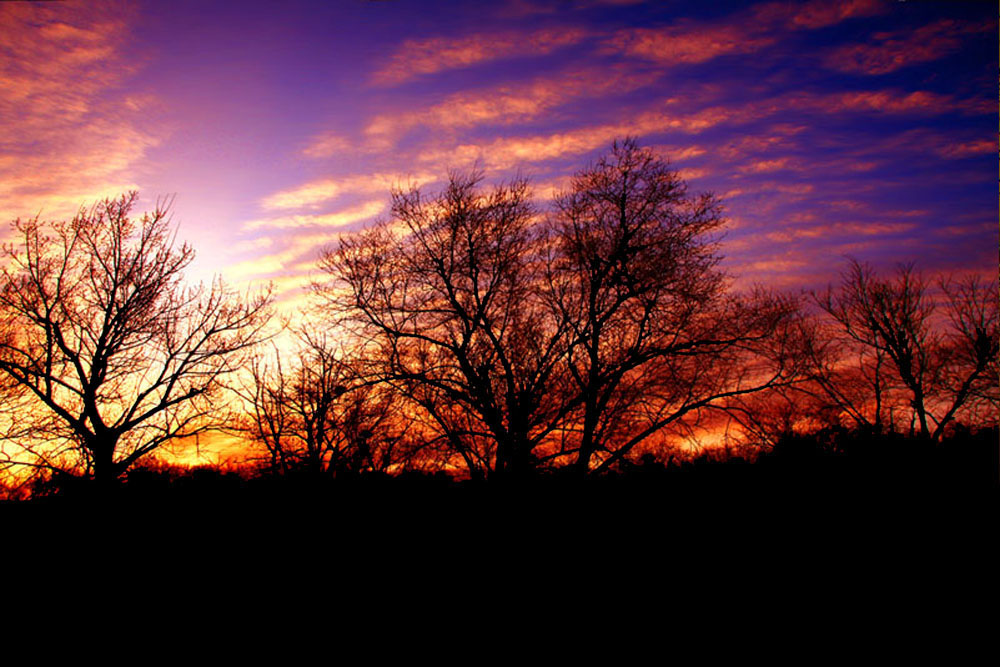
[2,0,996,310]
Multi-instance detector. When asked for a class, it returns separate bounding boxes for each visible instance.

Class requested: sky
[1,0,996,309]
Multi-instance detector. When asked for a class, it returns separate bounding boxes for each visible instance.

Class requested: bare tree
[814,259,998,441]
[545,138,801,473]
[317,173,570,480]
[235,329,416,477]
[789,312,899,433]
[0,193,272,486]
[317,141,801,478]
[937,274,1000,427]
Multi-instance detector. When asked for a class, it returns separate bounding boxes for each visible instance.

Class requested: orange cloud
[825,19,993,75]
[372,27,590,86]
[0,2,161,224]
[743,258,809,273]
[654,145,706,161]
[740,158,794,174]
[301,132,353,159]
[416,126,624,172]
[779,0,885,30]
[363,65,661,147]
[410,103,753,173]
[430,85,987,176]
[607,23,775,65]
[676,167,709,181]
[785,89,989,117]
[828,200,868,213]
[261,179,341,210]
[867,128,997,162]
[767,220,917,244]
[936,139,997,160]
[746,0,885,31]
[717,126,807,159]
[608,0,886,68]
[829,90,983,115]
[931,221,996,238]
[243,200,386,231]
[840,221,917,236]
[226,231,345,279]
[760,182,815,195]
[261,172,436,210]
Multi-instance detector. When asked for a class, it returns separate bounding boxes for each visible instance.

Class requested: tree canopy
[315,139,801,478]
[0,193,272,484]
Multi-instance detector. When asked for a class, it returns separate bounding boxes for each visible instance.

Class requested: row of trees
[0,140,996,488]
[309,143,803,480]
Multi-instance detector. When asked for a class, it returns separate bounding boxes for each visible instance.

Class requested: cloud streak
[363,64,661,146]
[372,27,591,86]
[825,19,994,75]
[606,22,775,65]
[244,200,386,230]
[605,0,887,67]
[261,172,437,211]
[0,2,162,223]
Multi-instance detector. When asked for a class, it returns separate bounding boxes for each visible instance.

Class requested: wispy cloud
[261,172,436,211]
[936,138,996,160]
[606,0,887,67]
[814,89,990,116]
[407,82,988,176]
[766,220,917,243]
[363,64,660,147]
[244,200,386,230]
[606,22,775,65]
[301,132,354,159]
[0,2,162,223]
[750,0,886,31]
[226,231,344,279]
[825,19,994,75]
[739,158,795,174]
[372,27,590,86]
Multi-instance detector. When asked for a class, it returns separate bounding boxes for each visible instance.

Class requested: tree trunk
[575,402,599,476]
[91,441,120,490]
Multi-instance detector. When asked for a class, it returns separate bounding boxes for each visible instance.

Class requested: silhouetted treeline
[0,139,996,496]
[6,425,994,507]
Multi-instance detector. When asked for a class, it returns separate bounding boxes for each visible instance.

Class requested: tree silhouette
[545,138,801,473]
[235,329,417,477]
[318,173,569,480]
[317,140,801,478]
[0,193,272,486]
[813,259,998,441]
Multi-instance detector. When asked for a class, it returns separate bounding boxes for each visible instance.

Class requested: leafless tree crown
[0,192,272,483]
[810,259,998,440]
[314,139,801,478]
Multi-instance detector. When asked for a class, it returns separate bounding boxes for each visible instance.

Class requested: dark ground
[5,426,995,539]
[3,428,994,638]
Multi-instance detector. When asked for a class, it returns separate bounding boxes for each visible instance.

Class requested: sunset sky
[2,0,996,309]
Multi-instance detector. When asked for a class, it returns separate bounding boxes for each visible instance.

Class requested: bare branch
[0,192,273,484]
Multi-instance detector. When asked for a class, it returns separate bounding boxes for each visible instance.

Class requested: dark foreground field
[3,428,995,627]
[7,427,996,530]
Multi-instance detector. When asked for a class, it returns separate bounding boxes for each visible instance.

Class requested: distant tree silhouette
[794,310,897,433]
[720,384,814,453]
[235,328,417,477]
[0,192,272,487]
[813,259,998,441]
